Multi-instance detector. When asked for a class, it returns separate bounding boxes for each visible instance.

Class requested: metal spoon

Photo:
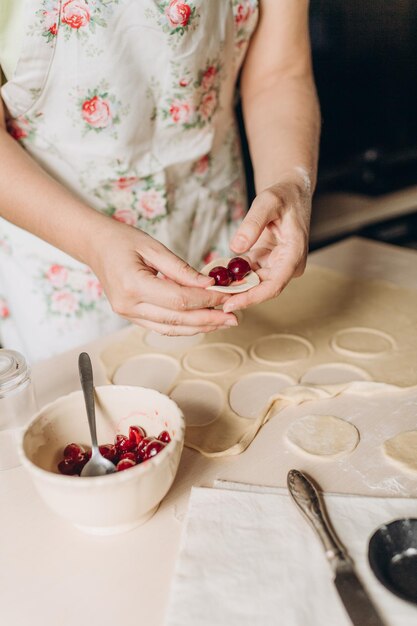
[78,352,116,477]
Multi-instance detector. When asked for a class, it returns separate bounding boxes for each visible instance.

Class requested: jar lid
[0,349,30,395]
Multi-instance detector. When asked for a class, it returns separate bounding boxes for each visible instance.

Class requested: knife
[287,469,386,626]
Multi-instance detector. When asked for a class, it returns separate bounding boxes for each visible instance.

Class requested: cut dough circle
[170,380,224,427]
[383,431,417,473]
[229,372,295,419]
[112,354,180,394]
[300,363,371,385]
[286,414,360,457]
[183,343,245,376]
[250,334,314,366]
[200,257,260,294]
[330,327,396,359]
[144,331,202,352]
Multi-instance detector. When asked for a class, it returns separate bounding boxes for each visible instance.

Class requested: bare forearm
[241,73,320,194]
[0,126,112,266]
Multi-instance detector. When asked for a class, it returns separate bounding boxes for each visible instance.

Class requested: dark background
[240,0,417,249]
[311,0,417,196]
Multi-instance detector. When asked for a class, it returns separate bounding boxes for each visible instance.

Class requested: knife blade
[334,560,385,626]
[287,469,386,626]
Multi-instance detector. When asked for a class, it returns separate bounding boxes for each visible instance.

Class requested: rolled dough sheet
[383,431,417,473]
[100,265,417,456]
[286,414,360,457]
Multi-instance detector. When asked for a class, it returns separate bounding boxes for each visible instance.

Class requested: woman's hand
[88,221,238,335]
[223,180,310,313]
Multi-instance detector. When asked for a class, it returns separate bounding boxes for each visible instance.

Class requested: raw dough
[170,380,224,427]
[250,334,314,366]
[183,343,245,376]
[229,372,295,419]
[286,414,360,457]
[383,431,417,472]
[330,327,396,359]
[101,265,417,457]
[112,354,180,393]
[300,363,371,385]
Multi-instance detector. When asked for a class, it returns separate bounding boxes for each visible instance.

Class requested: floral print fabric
[0,0,259,361]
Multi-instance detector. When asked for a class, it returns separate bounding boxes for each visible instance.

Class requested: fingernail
[225,318,238,326]
[223,304,235,313]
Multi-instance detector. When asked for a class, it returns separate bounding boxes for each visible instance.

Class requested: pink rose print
[170,99,193,124]
[136,190,166,220]
[50,291,79,315]
[113,207,137,226]
[86,279,103,302]
[165,0,191,27]
[114,176,139,190]
[179,78,189,87]
[201,66,217,91]
[82,96,111,128]
[0,298,10,320]
[198,90,218,121]
[61,0,91,30]
[46,264,68,288]
[194,155,209,176]
[235,2,252,25]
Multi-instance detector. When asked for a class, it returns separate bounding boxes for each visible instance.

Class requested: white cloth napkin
[164,481,417,626]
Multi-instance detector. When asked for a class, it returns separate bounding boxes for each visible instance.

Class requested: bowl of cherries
[201,256,260,293]
[20,385,185,535]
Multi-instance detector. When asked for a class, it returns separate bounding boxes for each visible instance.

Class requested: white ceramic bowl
[20,385,185,535]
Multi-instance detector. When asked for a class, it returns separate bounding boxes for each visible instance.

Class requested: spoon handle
[78,352,98,452]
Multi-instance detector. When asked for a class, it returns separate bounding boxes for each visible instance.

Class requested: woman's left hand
[223,180,311,314]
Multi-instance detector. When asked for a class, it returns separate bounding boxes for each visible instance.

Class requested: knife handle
[287,469,350,570]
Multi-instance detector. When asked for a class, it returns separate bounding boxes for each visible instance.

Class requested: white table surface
[2,237,417,626]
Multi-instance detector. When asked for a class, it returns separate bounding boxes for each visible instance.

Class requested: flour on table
[383,431,417,473]
[286,414,360,458]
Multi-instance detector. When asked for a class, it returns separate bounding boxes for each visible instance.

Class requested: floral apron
[0,0,258,362]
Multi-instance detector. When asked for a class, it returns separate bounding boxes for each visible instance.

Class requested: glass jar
[0,349,37,470]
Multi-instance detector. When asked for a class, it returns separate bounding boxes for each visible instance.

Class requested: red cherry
[116,458,136,472]
[99,444,118,463]
[74,451,90,475]
[144,439,166,460]
[208,266,233,286]
[137,436,153,454]
[114,434,136,454]
[58,458,78,476]
[63,443,85,460]
[119,452,136,462]
[129,425,146,446]
[158,430,171,444]
[227,257,251,281]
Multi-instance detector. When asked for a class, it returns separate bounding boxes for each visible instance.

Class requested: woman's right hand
[87,220,238,335]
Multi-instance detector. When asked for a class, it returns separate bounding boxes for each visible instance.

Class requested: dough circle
[286,414,360,457]
[383,431,417,473]
[112,354,180,394]
[183,343,245,376]
[330,327,396,359]
[170,380,224,427]
[250,334,314,366]
[229,372,295,419]
[300,363,371,385]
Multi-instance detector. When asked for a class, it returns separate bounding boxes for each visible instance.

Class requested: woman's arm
[0,100,237,334]
[224,0,320,313]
